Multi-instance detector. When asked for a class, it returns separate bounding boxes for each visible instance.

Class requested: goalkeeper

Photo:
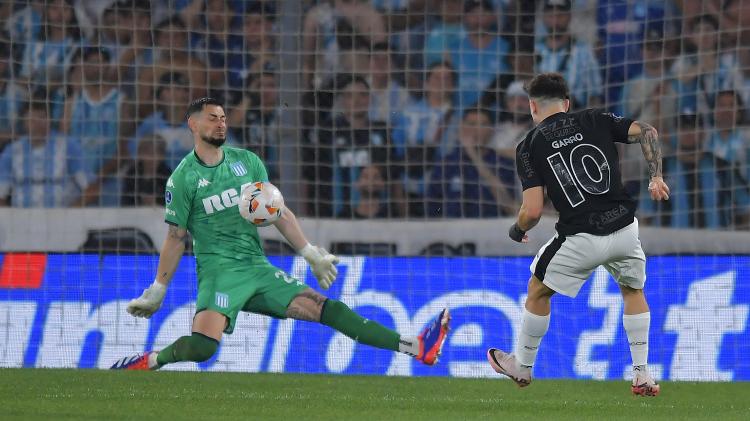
[111,98,449,370]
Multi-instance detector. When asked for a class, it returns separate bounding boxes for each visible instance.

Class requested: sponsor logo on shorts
[215,292,229,308]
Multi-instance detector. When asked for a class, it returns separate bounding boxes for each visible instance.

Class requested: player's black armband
[508,223,526,243]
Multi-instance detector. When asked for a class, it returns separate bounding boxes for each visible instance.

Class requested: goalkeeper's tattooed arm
[155,225,188,286]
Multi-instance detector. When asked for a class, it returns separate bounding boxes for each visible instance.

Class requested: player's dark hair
[155,15,186,32]
[333,73,370,94]
[691,14,719,31]
[21,88,52,116]
[715,90,746,125]
[524,73,570,101]
[426,61,458,87]
[462,106,493,122]
[82,46,111,62]
[185,97,224,119]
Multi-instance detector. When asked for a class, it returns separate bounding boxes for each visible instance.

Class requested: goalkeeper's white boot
[110,351,160,371]
[631,366,660,397]
[486,348,532,387]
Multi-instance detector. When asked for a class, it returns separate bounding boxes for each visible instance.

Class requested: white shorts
[529,218,646,297]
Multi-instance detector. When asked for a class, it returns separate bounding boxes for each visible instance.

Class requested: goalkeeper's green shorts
[195,263,308,334]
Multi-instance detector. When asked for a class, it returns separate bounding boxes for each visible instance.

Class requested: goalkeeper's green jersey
[164,146,270,273]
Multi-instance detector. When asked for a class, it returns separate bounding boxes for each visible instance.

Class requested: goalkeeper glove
[300,243,340,290]
[126,280,167,318]
[508,222,526,243]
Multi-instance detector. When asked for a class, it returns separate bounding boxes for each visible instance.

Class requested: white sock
[398,336,419,356]
[623,312,650,368]
[514,309,550,367]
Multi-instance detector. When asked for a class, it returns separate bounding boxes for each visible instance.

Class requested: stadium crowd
[0,0,748,229]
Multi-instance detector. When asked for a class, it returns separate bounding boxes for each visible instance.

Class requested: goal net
[0,0,748,381]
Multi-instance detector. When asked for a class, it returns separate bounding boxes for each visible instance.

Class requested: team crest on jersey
[215,292,229,309]
[230,162,247,177]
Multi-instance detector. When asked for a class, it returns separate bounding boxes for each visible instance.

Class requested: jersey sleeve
[164,168,193,227]
[594,110,635,143]
[515,136,543,190]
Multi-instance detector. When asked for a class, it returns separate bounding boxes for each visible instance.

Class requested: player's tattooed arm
[627,121,662,178]
[167,224,187,240]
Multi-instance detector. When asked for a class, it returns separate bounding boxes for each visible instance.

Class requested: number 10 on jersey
[548,143,611,207]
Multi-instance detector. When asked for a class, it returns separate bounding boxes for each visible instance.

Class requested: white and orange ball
[239,182,284,226]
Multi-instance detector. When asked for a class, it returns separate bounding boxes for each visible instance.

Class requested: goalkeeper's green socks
[320,299,419,355]
[155,332,219,367]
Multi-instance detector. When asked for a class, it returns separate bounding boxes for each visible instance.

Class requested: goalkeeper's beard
[202,134,226,147]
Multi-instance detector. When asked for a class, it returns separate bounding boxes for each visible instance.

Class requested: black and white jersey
[516,109,637,236]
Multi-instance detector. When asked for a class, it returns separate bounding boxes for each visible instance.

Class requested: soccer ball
[239,182,285,226]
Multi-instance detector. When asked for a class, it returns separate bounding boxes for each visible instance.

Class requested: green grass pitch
[2,369,749,420]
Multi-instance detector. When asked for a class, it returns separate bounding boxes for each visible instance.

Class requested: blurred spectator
[62,46,134,206]
[368,42,411,124]
[0,97,88,207]
[737,39,750,123]
[237,1,276,84]
[536,0,602,107]
[136,16,208,118]
[670,14,743,125]
[121,134,171,206]
[489,80,532,161]
[640,111,750,229]
[423,0,464,67]
[228,66,281,180]
[2,0,43,46]
[182,0,244,90]
[337,38,372,75]
[705,90,748,172]
[427,108,516,218]
[19,0,81,87]
[619,33,677,197]
[302,0,386,89]
[303,74,403,217]
[0,37,25,151]
[131,72,193,171]
[596,0,681,106]
[441,0,511,110]
[479,48,535,122]
[104,0,154,87]
[337,164,396,218]
[717,0,750,54]
[384,0,435,86]
[392,61,459,216]
[97,1,136,66]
